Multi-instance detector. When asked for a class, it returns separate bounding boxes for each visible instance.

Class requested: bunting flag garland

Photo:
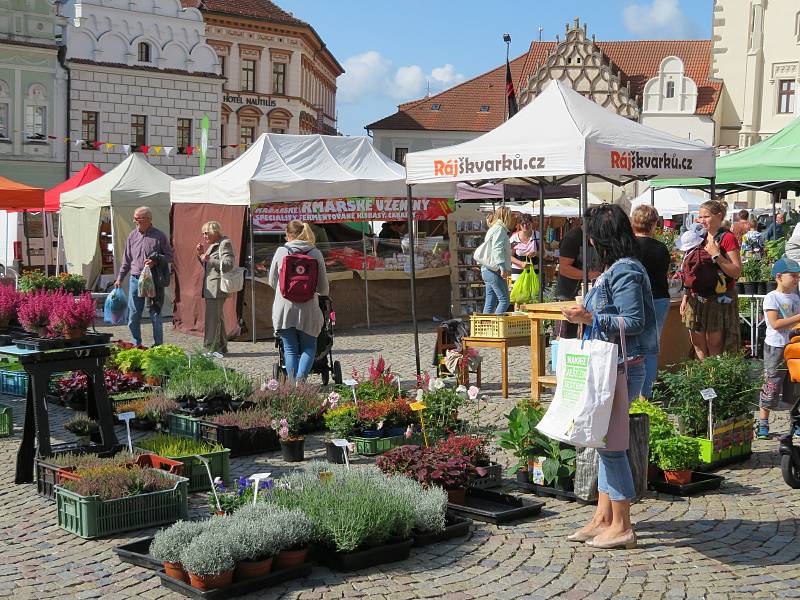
[74,139,84,148]
[164,146,174,156]
[140,145,150,155]
[92,141,103,150]
[153,146,162,155]
[105,143,114,151]
[122,144,131,154]
[185,146,194,156]
[48,134,233,160]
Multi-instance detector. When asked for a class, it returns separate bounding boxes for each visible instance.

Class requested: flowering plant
[17,289,57,333]
[210,408,274,429]
[18,271,86,294]
[61,464,175,500]
[323,404,357,438]
[349,355,398,402]
[50,292,96,333]
[0,284,19,325]
[64,414,98,437]
[209,475,274,514]
[356,400,393,430]
[273,417,301,441]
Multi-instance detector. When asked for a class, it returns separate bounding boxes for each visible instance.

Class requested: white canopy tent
[629,187,706,218]
[60,153,173,296]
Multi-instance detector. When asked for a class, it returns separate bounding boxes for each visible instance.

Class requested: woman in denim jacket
[561,203,658,550]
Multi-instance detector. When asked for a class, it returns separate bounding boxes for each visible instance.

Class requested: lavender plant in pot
[270,506,316,569]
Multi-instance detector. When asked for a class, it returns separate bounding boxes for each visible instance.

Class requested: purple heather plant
[51,291,96,333]
[0,284,20,325]
[17,289,58,333]
[210,408,274,429]
[61,464,175,500]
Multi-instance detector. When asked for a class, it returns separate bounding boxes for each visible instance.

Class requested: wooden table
[461,335,530,398]
[521,300,576,401]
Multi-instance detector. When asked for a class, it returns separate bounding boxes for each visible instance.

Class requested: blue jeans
[642,297,670,398]
[279,327,317,381]
[598,361,645,501]
[481,267,510,314]
[128,275,163,346]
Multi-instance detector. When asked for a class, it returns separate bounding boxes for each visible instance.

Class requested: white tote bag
[536,319,621,448]
[473,237,493,268]
[220,267,245,293]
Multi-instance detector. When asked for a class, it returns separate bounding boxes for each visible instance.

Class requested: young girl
[758,257,800,439]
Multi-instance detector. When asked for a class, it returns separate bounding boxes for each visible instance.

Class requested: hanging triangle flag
[92,141,103,150]
[185,146,194,156]
[64,137,71,142]
[153,146,162,155]
[229,144,238,149]
[74,139,84,148]
[140,145,150,155]
[47,135,57,140]
[105,143,114,151]
[164,146,174,156]
[122,144,131,154]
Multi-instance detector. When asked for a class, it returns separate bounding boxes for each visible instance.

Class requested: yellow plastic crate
[470,313,531,339]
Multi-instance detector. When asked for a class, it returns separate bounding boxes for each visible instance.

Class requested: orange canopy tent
[0,176,44,211]
[43,164,104,212]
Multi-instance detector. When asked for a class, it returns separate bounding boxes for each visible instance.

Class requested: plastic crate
[35,443,122,501]
[167,412,201,439]
[469,313,531,339]
[352,434,406,456]
[468,462,503,489]
[55,470,188,539]
[0,370,27,397]
[199,421,280,457]
[135,446,230,493]
[0,404,11,437]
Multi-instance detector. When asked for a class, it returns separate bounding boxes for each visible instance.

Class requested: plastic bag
[510,261,540,304]
[138,265,156,298]
[103,287,128,325]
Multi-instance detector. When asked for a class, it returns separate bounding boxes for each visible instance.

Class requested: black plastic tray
[447,488,545,524]
[515,482,595,505]
[316,538,413,572]
[412,513,471,547]
[114,537,161,570]
[199,421,280,457]
[0,334,12,346]
[696,452,752,472]
[158,563,312,599]
[14,332,112,351]
[649,471,724,496]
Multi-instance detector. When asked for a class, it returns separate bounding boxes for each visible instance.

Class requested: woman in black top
[631,204,671,398]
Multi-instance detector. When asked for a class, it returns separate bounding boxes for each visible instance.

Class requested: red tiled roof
[181,0,306,26]
[368,39,720,132]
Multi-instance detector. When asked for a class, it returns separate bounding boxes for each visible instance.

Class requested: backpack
[279,245,318,303]
[681,230,729,298]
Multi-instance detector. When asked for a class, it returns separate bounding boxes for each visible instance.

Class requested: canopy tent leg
[538,185,544,303]
[248,206,256,344]
[56,213,62,274]
[407,184,421,376]
[650,186,655,207]
[362,228,370,329]
[772,191,778,223]
[581,174,589,295]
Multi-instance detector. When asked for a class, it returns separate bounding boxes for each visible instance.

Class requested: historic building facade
[181,0,342,162]
[0,0,67,188]
[62,0,223,178]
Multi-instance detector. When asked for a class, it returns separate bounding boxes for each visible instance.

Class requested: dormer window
[479,105,490,112]
[138,42,151,63]
[431,103,441,111]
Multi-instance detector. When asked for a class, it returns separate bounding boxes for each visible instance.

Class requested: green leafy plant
[64,414,98,437]
[541,439,577,489]
[323,404,357,438]
[740,258,763,283]
[141,345,188,378]
[653,436,701,472]
[383,475,446,534]
[496,403,553,475]
[226,516,281,562]
[180,530,235,576]
[421,385,467,441]
[150,520,208,564]
[114,348,147,373]
[765,237,786,263]
[136,433,224,457]
[630,397,677,461]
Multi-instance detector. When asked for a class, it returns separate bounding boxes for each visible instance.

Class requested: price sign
[410,401,427,411]
[249,472,272,505]
[117,411,135,453]
[343,379,358,404]
[700,388,717,401]
[701,388,717,442]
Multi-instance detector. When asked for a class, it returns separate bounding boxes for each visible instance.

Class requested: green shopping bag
[510,260,540,304]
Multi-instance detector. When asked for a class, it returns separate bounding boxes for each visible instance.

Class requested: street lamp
[503,34,511,120]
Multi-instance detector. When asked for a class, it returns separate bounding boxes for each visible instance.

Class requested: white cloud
[338,51,465,105]
[622,0,698,39]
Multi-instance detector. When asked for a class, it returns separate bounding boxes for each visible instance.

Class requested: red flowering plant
[385,398,415,428]
[17,289,57,334]
[434,435,489,466]
[50,292,95,334]
[0,284,20,326]
[356,400,393,431]
[350,355,398,403]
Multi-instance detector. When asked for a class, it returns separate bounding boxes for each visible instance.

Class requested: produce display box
[0,403,11,437]
[199,421,280,457]
[412,513,472,547]
[135,446,230,493]
[351,434,406,456]
[55,470,188,539]
[167,412,202,440]
[35,443,122,501]
[447,488,545,524]
[469,313,530,339]
[649,472,724,496]
[158,563,312,600]
[316,538,413,572]
[468,463,502,489]
[515,481,595,505]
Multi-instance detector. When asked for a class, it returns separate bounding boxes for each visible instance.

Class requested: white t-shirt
[763,290,800,348]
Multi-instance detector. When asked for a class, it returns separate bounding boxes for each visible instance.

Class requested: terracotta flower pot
[273,548,308,570]
[62,326,86,340]
[663,469,692,485]
[447,487,467,505]
[234,557,272,581]
[163,561,190,583]
[188,570,234,591]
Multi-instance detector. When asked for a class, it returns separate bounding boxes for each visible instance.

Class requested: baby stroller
[779,333,800,487]
[273,296,343,385]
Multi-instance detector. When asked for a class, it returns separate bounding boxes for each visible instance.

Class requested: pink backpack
[279,246,318,303]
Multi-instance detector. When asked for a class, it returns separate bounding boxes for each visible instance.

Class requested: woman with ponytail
[268,220,329,381]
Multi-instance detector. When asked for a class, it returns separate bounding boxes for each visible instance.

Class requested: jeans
[598,361,645,501]
[760,344,792,410]
[128,275,163,346]
[279,327,317,381]
[481,267,510,314]
[642,297,671,398]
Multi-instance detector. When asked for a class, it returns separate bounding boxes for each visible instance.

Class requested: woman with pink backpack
[268,220,330,381]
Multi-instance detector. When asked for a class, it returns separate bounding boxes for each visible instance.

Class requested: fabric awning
[0,176,45,211]
[43,164,104,212]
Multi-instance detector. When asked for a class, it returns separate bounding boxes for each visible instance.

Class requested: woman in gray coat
[268,220,329,381]
[196,220,234,356]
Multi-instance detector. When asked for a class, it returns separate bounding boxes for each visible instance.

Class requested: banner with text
[252,197,454,232]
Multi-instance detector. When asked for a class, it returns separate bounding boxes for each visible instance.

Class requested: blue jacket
[583,257,659,358]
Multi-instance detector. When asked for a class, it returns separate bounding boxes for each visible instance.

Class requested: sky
[277,0,714,136]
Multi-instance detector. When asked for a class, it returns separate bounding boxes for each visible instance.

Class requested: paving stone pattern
[2,322,800,599]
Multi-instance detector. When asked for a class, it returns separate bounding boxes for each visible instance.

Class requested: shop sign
[223,94,277,107]
[252,197,454,232]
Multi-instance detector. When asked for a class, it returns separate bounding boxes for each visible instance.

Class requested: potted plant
[541,438,577,491]
[356,400,392,437]
[270,507,315,569]
[322,400,357,464]
[276,417,304,462]
[228,517,280,580]
[202,408,279,457]
[136,433,229,493]
[150,520,208,583]
[50,292,95,339]
[17,289,56,337]
[630,397,677,478]
[113,348,148,375]
[180,530,236,591]
[653,436,701,484]
[497,403,553,482]
[762,259,777,293]
[141,344,187,385]
[0,284,19,329]
[384,398,414,437]
[64,414,98,446]
[740,258,762,295]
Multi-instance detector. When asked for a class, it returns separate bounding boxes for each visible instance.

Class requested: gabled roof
[180,0,306,26]
[368,39,720,133]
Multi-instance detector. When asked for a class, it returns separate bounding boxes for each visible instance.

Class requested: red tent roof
[43,164,104,212]
[0,176,45,211]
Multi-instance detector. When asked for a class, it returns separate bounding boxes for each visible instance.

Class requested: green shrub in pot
[653,436,701,473]
[497,402,553,476]
[384,475,446,534]
[180,530,236,577]
[150,520,208,564]
[630,397,677,461]
[227,517,281,562]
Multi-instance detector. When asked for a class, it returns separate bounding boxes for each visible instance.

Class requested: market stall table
[461,335,529,398]
[522,301,576,401]
[8,343,119,483]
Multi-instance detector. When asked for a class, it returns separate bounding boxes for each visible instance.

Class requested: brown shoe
[567,525,608,542]
[586,531,637,550]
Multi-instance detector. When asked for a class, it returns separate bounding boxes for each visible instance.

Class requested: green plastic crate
[167,412,201,439]
[0,404,11,437]
[0,370,26,397]
[352,434,406,456]
[55,470,188,539]
[136,446,230,492]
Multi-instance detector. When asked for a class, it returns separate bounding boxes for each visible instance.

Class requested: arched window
[138,42,151,63]
[666,81,675,99]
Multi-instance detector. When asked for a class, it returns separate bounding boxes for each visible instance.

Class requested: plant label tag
[249,472,271,481]
[343,379,357,387]
[410,401,427,411]
[332,439,349,448]
[700,388,717,401]
[117,411,135,422]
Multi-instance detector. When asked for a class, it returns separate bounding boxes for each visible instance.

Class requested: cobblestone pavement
[2,322,800,599]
